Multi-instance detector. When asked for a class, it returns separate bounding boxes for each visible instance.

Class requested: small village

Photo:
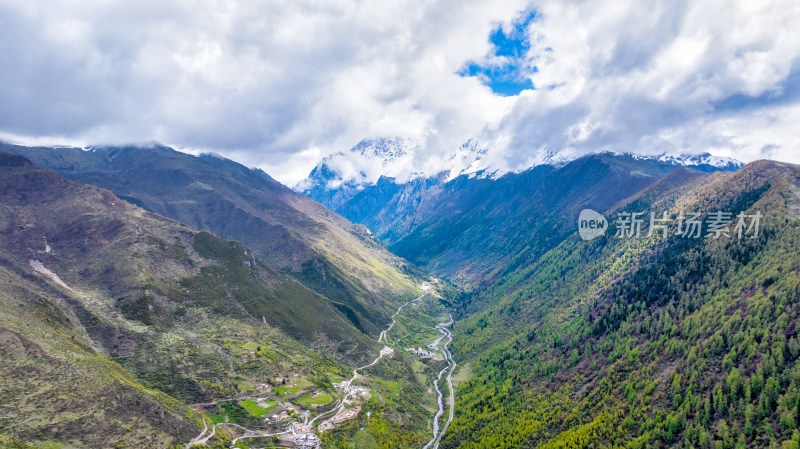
[189,290,436,449]
[405,346,443,360]
[188,372,375,449]
[315,380,372,433]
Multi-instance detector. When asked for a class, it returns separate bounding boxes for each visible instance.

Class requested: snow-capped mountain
[295,137,417,192]
[438,138,492,181]
[298,138,746,241]
[655,153,744,170]
[294,137,422,211]
[296,137,495,196]
[298,136,743,193]
[350,137,415,163]
[595,151,744,172]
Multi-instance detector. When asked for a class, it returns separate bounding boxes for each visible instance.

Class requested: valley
[3,144,800,449]
[0,150,450,449]
[180,290,458,449]
[301,143,800,449]
[3,3,799,448]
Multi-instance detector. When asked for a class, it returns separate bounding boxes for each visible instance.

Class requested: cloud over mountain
[1,0,798,184]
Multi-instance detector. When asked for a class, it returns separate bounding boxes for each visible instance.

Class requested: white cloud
[0,0,525,183]
[0,0,799,185]
[479,0,800,174]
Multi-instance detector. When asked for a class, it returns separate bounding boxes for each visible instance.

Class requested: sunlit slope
[1,143,423,337]
[444,161,800,448]
[0,152,392,447]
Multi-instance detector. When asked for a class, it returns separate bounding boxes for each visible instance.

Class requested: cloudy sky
[1,0,799,184]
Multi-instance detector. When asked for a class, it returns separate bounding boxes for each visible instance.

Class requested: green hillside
[0,152,450,448]
[442,161,800,448]
[0,143,423,338]
[0,153,370,447]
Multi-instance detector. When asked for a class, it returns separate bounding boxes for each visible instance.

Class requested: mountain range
[3,138,800,449]
[300,141,743,285]
[0,145,437,448]
[1,142,424,339]
[297,140,800,448]
[298,137,741,200]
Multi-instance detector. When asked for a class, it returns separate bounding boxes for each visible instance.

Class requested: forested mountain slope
[308,153,738,285]
[442,160,800,448]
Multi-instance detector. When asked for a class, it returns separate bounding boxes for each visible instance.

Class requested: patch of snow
[599,150,743,169]
[29,260,72,291]
[298,138,421,191]
[657,153,743,168]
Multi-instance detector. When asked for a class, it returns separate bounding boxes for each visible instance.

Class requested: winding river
[187,291,460,449]
[422,315,456,449]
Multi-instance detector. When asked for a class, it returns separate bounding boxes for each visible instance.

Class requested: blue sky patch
[711,67,800,113]
[459,10,537,96]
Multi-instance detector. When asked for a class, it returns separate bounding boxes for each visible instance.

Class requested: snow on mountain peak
[599,151,743,169]
[655,153,743,169]
[295,137,420,191]
[350,137,418,164]
[297,136,744,192]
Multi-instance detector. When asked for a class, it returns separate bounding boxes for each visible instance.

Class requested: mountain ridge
[297,135,743,201]
[442,159,800,448]
[0,150,452,449]
[301,151,743,286]
[0,142,424,340]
